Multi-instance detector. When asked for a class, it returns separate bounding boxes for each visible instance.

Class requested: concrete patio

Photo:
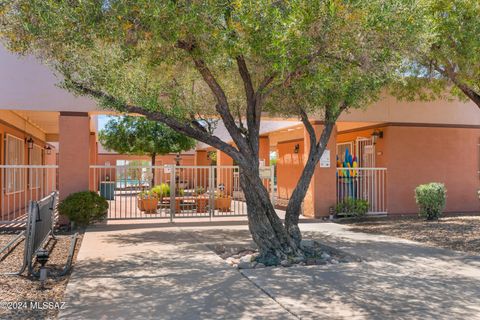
[59,222,480,320]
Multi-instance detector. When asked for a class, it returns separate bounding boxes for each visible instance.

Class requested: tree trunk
[151,153,156,187]
[239,167,303,265]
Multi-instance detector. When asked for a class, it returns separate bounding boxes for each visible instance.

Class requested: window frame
[4,134,26,194]
[336,141,354,164]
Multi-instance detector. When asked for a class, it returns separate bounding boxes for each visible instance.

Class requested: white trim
[4,134,26,194]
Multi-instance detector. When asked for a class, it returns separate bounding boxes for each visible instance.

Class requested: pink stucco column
[259,136,270,166]
[303,122,337,218]
[59,112,91,200]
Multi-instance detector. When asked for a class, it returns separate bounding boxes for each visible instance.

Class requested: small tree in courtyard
[0,0,425,264]
[99,116,196,186]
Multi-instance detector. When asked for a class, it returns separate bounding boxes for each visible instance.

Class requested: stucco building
[0,45,479,220]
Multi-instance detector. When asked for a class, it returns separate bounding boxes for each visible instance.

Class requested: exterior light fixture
[371,129,383,139]
[371,129,383,144]
[26,137,34,149]
[45,145,52,155]
[293,144,300,154]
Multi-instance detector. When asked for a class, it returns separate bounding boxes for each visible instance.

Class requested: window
[336,142,354,164]
[29,144,43,189]
[5,134,25,193]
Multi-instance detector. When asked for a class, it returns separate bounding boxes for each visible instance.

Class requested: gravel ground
[344,215,480,254]
[208,240,361,269]
[0,231,83,320]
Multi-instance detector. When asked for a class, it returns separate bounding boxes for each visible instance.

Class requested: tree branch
[262,50,363,100]
[176,39,252,157]
[298,108,317,147]
[70,81,246,165]
[435,63,480,109]
[236,55,260,157]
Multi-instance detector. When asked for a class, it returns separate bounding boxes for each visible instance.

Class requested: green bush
[58,191,108,227]
[336,198,369,218]
[152,183,170,198]
[151,184,185,197]
[415,182,446,220]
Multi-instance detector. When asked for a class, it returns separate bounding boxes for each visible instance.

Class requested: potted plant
[175,188,185,212]
[152,183,170,202]
[215,191,232,212]
[138,190,158,213]
[152,184,185,212]
[195,186,208,213]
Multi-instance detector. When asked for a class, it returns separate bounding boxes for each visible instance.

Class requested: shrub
[152,183,170,198]
[151,184,185,197]
[58,191,108,227]
[336,198,369,218]
[415,182,446,220]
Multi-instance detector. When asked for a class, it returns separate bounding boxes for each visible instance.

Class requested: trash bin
[99,181,115,200]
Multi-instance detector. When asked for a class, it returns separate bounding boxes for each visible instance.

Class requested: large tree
[99,116,196,186]
[393,0,480,109]
[0,0,424,264]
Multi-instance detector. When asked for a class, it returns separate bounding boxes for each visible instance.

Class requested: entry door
[356,137,375,168]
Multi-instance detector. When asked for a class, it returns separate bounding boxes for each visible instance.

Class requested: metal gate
[336,167,387,214]
[90,165,274,220]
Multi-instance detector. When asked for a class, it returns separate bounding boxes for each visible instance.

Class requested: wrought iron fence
[336,167,387,214]
[0,165,58,226]
[90,165,274,220]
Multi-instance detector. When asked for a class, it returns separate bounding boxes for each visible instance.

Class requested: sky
[97,114,115,131]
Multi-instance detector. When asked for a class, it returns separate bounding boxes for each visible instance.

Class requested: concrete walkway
[59,223,294,320]
[60,222,480,320]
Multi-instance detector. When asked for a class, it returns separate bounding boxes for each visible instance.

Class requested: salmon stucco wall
[305,125,337,218]
[0,121,52,219]
[259,136,270,166]
[59,113,90,201]
[384,126,480,214]
[217,151,234,194]
[194,150,210,188]
[276,139,305,200]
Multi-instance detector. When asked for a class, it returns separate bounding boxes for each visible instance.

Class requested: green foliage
[151,183,185,197]
[58,191,108,227]
[336,198,369,218]
[207,151,217,165]
[415,183,447,220]
[99,116,196,157]
[138,190,158,199]
[151,183,170,198]
[0,0,425,121]
[177,188,185,197]
[195,186,205,195]
[391,0,480,104]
